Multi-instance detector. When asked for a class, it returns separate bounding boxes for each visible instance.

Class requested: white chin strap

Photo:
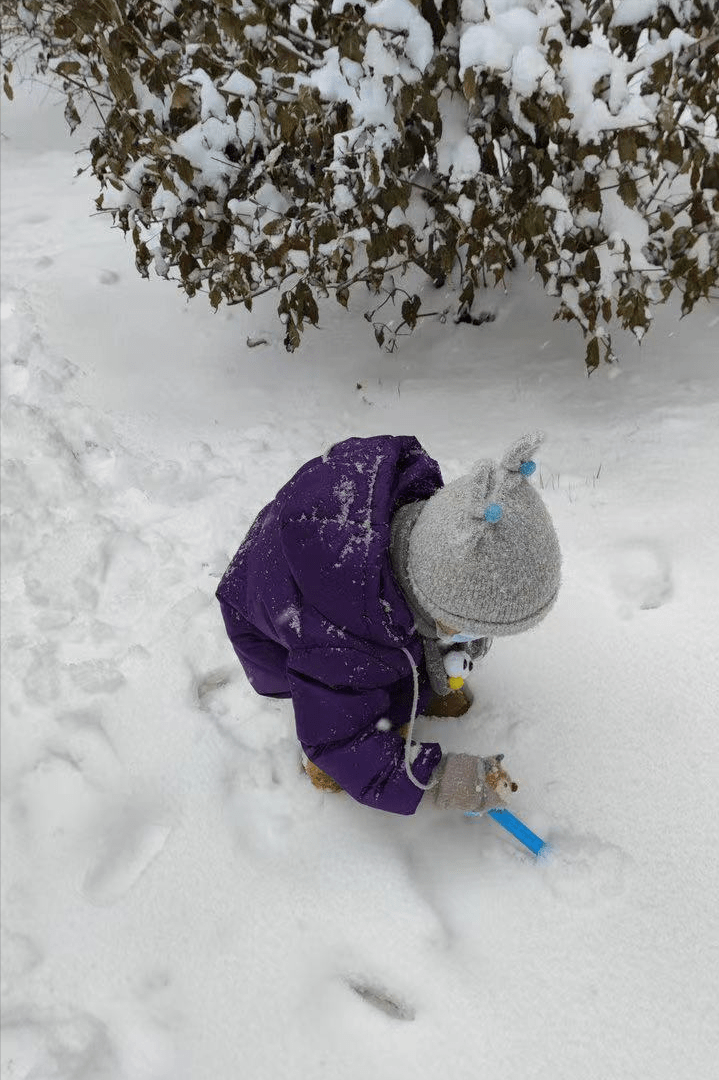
[401,648,438,791]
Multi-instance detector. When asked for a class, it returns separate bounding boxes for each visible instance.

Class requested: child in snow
[216,432,561,815]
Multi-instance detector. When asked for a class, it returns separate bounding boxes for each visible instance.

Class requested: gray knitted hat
[406,432,561,637]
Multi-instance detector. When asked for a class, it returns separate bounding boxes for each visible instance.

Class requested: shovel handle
[466,808,549,856]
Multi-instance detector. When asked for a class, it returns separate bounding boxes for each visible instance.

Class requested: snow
[611,0,660,26]
[180,69,227,123]
[510,44,554,97]
[458,1,693,146]
[2,77,719,1080]
[460,22,515,73]
[310,47,361,106]
[538,186,569,213]
[220,71,257,99]
[334,477,358,525]
[364,0,434,74]
[333,183,356,213]
[437,92,482,182]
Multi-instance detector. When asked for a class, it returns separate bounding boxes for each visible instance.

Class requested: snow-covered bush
[3,1,718,366]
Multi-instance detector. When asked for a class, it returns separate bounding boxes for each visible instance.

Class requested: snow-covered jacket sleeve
[287,646,442,815]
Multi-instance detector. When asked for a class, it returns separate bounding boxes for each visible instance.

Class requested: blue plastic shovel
[466,808,549,857]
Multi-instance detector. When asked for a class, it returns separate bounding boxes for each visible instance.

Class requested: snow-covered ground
[2,82,719,1080]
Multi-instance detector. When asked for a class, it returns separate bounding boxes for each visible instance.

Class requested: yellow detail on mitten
[448,676,464,690]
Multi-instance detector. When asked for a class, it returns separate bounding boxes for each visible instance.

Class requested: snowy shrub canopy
[3,0,718,367]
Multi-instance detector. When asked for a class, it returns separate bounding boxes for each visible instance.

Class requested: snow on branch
[3,0,717,367]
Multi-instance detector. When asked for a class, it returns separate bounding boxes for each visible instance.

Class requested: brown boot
[304,757,343,793]
[424,688,471,718]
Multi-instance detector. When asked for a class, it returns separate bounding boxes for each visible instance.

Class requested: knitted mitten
[433,753,517,812]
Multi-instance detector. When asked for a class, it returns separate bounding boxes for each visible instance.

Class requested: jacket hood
[276,436,443,645]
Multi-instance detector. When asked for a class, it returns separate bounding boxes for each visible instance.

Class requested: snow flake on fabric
[333,477,357,526]
[277,605,302,636]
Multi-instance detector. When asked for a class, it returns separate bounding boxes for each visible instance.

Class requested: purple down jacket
[216,435,445,814]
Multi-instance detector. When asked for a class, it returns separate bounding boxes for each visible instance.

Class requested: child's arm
[287,648,442,815]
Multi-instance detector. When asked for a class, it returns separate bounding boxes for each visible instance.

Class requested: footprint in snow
[0,928,43,988]
[0,1005,116,1080]
[98,268,120,285]
[194,667,234,709]
[541,831,628,908]
[67,659,126,696]
[610,539,673,614]
[1,999,177,1080]
[83,800,174,907]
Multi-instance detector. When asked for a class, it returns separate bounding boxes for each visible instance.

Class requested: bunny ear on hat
[501,431,544,473]
[469,460,505,525]
[471,460,497,501]
[492,431,544,511]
